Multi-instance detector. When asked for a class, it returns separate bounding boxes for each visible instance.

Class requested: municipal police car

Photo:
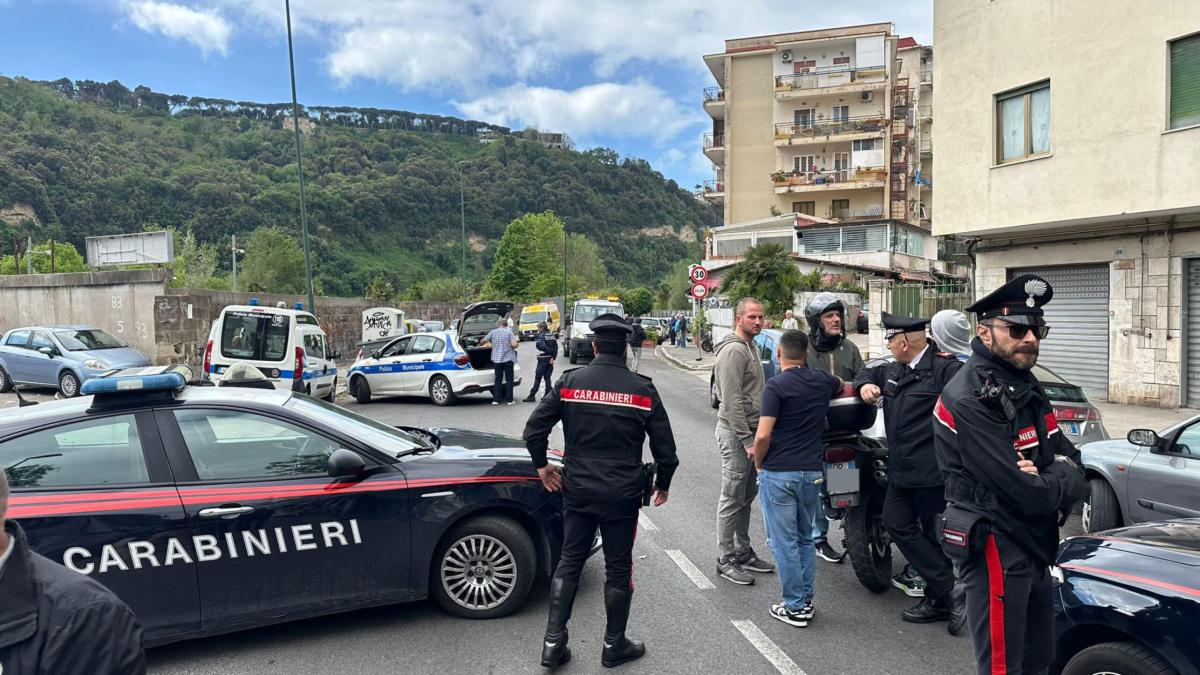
[1,366,569,647]
[348,302,522,406]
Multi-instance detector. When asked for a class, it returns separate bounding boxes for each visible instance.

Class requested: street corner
[655,344,715,373]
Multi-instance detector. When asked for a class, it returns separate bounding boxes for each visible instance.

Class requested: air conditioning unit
[780,51,793,63]
[860,92,873,103]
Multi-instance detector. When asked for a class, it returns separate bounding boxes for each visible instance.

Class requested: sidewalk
[655,343,715,371]
[1092,399,1192,439]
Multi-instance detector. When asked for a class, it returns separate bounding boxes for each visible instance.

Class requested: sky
[0,0,931,190]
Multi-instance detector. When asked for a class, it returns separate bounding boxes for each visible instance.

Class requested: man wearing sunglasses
[932,274,1088,675]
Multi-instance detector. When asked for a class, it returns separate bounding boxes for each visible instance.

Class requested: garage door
[1011,265,1109,399]
[1185,260,1200,406]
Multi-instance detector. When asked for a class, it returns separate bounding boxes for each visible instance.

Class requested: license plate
[1059,421,1079,435]
[825,461,859,495]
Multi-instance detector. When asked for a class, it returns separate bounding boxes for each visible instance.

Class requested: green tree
[364,276,395,301]
[658,260,694,310]
[0,239,88,274]
[240,226,306,294]
[624,286,653,317]
[407,276,469,302]
[718,243,800,316]
[169,228,220,289]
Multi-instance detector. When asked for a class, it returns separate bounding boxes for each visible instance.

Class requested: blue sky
[0,0,931,190]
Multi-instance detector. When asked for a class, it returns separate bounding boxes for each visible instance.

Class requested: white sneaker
[491,402,499,406]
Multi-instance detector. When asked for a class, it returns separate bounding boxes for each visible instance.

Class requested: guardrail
[703,87,725,103]
[703,179,724,192]
[775,66,887,91]
[703,132,724,149]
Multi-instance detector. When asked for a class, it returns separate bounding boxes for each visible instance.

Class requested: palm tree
[717,243,801,316]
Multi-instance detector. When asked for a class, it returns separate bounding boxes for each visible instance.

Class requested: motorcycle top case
[825,384,878,433]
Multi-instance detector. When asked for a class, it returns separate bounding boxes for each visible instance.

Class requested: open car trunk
[457,301,515,371]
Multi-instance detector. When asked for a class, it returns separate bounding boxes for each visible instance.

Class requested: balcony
[771,168,887,194]
[828,204,886,222]
[919,137,932,156]
[702,179,724,203]
[703,87,725,119]
[920,69,932,86]
[774,66,888,100]
[703,132,725,165]
[918,105,932,121]
[774,115,887,146]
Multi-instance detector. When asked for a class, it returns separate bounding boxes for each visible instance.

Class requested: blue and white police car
[1,365,572,647]
[348,302,522,406]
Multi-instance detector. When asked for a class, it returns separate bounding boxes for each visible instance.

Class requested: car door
[1127,421,1200,521]
[372,336,413,394]
[403,334,446,392]
[302,332,335,397]
[1,411,200,643]
[27,330,61,386]
[155,406,411,630]
[1,329,33,381]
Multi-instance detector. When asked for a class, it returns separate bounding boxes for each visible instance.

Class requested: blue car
[0,325,151,398]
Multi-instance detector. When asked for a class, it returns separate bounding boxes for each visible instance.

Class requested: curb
[655,345,714,371]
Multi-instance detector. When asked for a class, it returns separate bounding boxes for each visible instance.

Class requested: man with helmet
[803,292,864,562]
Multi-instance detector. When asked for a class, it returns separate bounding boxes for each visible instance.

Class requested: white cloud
[455,80,703,144]
[124,1,232,57]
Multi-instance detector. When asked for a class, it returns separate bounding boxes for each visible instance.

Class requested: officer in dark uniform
[854,313,966,631]
[932,275,1088,675]
[524,313,679,670]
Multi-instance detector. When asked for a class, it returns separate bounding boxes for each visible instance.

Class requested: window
[30,332,55,353]
[754,335,774,362]
[794,155,816,173]
[757,235,794,252]
[794,60,816,73]
[1,414,149,488]
[409,335,444,355]
[380,336,412,358]
[1171,421,1200,456]
[831,199,850,219]
[996,81,1051,163]
[794,108,814,128]
[286,398,427,458]
[852,139,877,151]
[1170,33,1200,129]
[793,201,815,216]
[5,330,30,347]
[832,105,850,123]
[833,56,850,65]
[174,409,340,480]
[220,312,291,362]
[302,333,326,361]
[715,238,752,257]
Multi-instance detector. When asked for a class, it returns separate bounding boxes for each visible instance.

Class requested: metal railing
[771,168,881,187]
[918,105,932,119]
[828,205,886,221]
[919,137,932,154]
[703,87,725,103]
[702,179,724,193]
[920,69,932,85]
[774,115,888,139]
[703,132,724,149]
[891,281,970,318]
[775,66,887,91]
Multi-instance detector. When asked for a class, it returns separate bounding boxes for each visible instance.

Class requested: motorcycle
[822,385,893,593]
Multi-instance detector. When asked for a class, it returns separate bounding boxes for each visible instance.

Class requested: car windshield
[285,397,432,457]
[521,311,548,323]
[574,304,622,322]
[220,312,290,362]
[54,329,125,350]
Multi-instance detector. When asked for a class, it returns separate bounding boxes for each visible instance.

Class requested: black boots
[524,393,537,402]
[601,586,645,668]
[901,596,951,623]
[541,577,578,668]
[947,583,967,636]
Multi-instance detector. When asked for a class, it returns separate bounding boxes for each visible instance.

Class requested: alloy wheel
[440,534,517,611]
[431,378,449,404]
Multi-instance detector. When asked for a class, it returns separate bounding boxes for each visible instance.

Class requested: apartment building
[935,0,1200,406]
[701,24,948,281]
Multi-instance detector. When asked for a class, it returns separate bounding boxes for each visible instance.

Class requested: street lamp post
[285,0,316,314]
[457,160,469,308]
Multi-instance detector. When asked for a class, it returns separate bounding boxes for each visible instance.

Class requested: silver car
[0,325,152,398]
[1081,419,1200,533]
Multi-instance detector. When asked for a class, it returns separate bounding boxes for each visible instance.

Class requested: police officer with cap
[524,313,679,669]
[932,275,1087,674]
[854,312,966,632]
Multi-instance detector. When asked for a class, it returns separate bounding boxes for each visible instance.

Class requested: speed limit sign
[689,265,708,283]
[690,282,709,300]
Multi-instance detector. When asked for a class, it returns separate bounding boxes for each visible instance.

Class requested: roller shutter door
[1011,265,1109,399]
[1186,260,1200,406]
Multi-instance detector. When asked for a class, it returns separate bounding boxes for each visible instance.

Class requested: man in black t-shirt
[751,330,842,628]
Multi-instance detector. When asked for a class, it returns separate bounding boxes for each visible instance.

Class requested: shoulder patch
[934,396,957,433]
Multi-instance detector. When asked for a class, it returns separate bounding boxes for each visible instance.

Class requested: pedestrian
[523,321,557,402]
[933,275,1088,674]
[524,313,678,669]
[712,297,775,585]
[627,317,646,373]
[480,317,519,405]
[781,309,799,330]
[667,314,678,346]
[931,309,972,361]
[751,330,843,627]
[0,469,147,675]
[802,292,863,563]
[676,314,688,349]
[855,313,966,632]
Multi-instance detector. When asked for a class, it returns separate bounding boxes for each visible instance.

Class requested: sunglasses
[985,322,1050,340]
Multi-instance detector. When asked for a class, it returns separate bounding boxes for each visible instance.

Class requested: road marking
[638,511,658,531]
[731,620,807,675]
[665,550,715,590]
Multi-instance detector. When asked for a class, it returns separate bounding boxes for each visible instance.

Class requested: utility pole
[285,0,316,314]
[26,236,32,274]
[231,234,238,292]
[50,239,56,274]
[457,160,469,307]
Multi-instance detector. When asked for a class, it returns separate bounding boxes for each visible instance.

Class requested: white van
[203,300,338,401]
[564,298,625,364]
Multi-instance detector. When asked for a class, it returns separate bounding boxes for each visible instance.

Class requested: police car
[348,302,522,406]
[1,365,570,647]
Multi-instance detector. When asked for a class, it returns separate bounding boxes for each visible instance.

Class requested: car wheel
[352,377,372,405]
[58,371,80,398]
[1062,641,1176,675]
[0,366,12,393]
[429,375,457,406]
[569,344,579,364]
[430,515,536,619]
[1083,478,1122,533]
[324,378,337,403]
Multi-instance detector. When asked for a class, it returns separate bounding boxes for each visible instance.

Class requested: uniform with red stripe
[933,338,1087,674]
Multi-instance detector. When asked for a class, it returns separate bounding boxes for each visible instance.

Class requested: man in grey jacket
[713,297,775,585]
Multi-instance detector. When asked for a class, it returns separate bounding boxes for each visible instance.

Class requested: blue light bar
[248,297,260,306]
[81,366,192,396]
[293,302,304,311]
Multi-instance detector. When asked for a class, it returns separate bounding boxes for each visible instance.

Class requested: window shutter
[1171,34,1200,129]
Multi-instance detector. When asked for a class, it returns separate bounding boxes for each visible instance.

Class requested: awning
[898,271,937,283]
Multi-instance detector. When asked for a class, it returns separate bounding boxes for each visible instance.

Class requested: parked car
[1053,520,1200,675]
[637,317,670,344]
[0,325,151,397]
[1081,416,1200,533]
[423,321,446,332]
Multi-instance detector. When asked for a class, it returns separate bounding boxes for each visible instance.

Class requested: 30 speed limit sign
[690,282,709,300]
[689,265,708,283]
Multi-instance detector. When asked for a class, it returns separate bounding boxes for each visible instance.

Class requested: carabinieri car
[0,366,568,647]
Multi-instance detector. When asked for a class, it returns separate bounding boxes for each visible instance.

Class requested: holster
[936,505,988,560]
[641,462,657,506]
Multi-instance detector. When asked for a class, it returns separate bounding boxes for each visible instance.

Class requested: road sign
[690,282,708,300]
[689,265,708,283]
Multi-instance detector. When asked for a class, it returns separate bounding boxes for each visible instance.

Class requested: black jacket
[932,339,1088,565]
[535,332,559,360]
[628,323,646,346]
[523,354,679,514]
[0,521,145,675]
[853,345,963,488]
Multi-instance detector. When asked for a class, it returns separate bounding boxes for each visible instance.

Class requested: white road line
[665,550,715,590]
[637,511,658,531]
[731,620,808,675]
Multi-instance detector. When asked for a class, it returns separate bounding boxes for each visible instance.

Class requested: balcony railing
[771,167,886,188]
[703,132,724,149]
[828,204,886,221]
[703,179,724,193]
[775,115,887,140]
[918,105,932,119]
[919,137,932,154]
[775,66,887,92]
[703,87,725,103]
[920,69,932,85]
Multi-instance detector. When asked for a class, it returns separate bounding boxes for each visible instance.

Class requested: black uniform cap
[881,312,929,339]
[590,313,633,340]
[966,274,1053,327]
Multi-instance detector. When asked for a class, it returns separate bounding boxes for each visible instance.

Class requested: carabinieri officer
[523,313,679,670]
[854,312,966,632]
[932,275,1088,674]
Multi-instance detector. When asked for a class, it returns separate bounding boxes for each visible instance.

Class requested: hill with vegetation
[0,76,718,298]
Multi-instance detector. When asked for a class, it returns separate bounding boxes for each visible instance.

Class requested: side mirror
[327,448,366,478]
[1127,429,1159,448]
[38,346,55,357]
[371,350,381,360]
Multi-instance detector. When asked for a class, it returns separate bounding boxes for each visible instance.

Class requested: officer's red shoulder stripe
[560,387,652,411]
[1045,411,1060,436]
[934,397,956,433]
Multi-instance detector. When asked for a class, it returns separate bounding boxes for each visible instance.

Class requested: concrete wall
[727,50,777,224]
[934,0,1200,237]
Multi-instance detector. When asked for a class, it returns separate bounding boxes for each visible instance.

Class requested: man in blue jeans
[481,318,519,405]
[751,329,843,627]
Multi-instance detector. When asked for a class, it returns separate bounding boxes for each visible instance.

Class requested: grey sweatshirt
[713,333,765,449]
